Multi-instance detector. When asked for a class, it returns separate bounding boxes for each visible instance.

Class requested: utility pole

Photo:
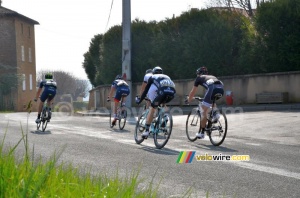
[122,0,132,107]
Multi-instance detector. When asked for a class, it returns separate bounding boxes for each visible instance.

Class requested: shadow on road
[137,145,179,156]
[193,144,237,153]
[109,128,131,133]
[31,130,51,135]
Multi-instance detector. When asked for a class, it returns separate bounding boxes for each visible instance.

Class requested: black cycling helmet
[152,66,163,74]
[45,73,53,80]
[196,66,208,75]
[145,69,153,74]
[115,74,123,80]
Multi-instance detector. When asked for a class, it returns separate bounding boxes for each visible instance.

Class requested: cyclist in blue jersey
[135,66,176,138]
[107,75,130,126]
[34,73,57,123]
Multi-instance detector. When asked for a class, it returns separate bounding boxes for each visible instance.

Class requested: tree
[255,0,300,72]
[208,0,272,17]
[82,34,103,87]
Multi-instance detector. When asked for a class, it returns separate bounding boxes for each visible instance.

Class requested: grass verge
[0,127,160,198]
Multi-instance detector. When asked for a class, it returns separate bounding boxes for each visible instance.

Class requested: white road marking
[232,161,300,180]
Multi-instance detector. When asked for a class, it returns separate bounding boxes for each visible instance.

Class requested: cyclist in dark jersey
[34,73,57,123]
[186,66,224,139]
[107,74,130,126]
[136,66,176,138]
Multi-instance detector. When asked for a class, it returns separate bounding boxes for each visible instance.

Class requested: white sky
[2,0,206,80]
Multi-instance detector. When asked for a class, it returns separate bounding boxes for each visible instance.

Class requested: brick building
[0,4,39,111]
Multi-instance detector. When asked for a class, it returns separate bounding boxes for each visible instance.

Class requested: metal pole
[122,0,132,107]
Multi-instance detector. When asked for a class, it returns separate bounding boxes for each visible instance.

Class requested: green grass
[0,128,161,198]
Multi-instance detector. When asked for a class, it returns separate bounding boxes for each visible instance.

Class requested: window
[22,74,26,91]
[29,74,33,90]
[28,48,32,62]
[21,46,25,61]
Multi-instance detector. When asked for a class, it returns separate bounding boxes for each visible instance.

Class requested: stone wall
[88,71,300,110]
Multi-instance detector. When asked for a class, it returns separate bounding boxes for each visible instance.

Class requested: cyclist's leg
[142,86,158,137]
[197,86,214,138]
[36,90,48,123]
[112,88,122,125]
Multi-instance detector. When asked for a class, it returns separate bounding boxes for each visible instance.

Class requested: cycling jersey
[143,73,153,83]
[111,79,130,102]
[193,75,224,107]
[141,74,176,108]
[39,80,57,102]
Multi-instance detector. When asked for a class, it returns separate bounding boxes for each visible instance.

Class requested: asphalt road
[0,109,300,198]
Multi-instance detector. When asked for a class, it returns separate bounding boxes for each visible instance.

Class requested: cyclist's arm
[139,82,147,96]
[35,88,42,99]
[140,78,152,101]
[187,86,197,103]
[108,85,116,99]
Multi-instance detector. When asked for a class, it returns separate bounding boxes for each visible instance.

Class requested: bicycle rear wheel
[109,111,114,128]
[42,120,48,132]
[37,122,41,130]
[208,110,227,146]
[154,112,173,149]
[186,108,201,142]
[41,109,48,132]
[134,113,146,144]
[118,110,127,130]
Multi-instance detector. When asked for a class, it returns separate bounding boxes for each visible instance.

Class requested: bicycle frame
[135,102,173,149]
[109,95,127,129]
[185,95,227,146]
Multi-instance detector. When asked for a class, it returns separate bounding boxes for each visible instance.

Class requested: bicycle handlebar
[184,95,203,102]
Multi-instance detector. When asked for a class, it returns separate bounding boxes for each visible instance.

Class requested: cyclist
[34,73,57,123]
[135,66,176,138]
[186,66,224,139]
[107,74,130,126]
[136,68,153,108]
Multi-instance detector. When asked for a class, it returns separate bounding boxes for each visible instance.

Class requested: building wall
[14,17,37,111]
[0,17,18,110]
[88,71,300,110]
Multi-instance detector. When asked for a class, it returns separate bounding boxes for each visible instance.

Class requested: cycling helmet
[45,73,53,80]
[115,74,123,80]
[196,66,208,75]
[145,69,153,74]
[152,66,163,74]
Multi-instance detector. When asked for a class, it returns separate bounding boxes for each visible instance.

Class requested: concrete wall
[88,71,300,110]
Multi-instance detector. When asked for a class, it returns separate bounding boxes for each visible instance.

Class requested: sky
[2,0,206,80]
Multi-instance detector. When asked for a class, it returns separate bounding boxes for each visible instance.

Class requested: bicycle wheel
[186,108,201,142]
[109,110,114,128]
[154,112,173,149]
[37,121,41,130]
[208,110,227,146]
[41,109,48,132]
[119,109,127,130]
[134,111,147,144]
[42,119,48,132]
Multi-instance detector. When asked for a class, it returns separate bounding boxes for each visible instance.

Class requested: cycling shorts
[148,85,176,108]
[202,83,224,107]
[114,85,130,102]
[40,88,56,102]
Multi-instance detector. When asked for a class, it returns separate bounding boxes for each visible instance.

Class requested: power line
[104,0,114,33]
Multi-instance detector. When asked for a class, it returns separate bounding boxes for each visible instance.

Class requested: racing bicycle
[135,99,173,149]
[37,103,51,132]
[185,94,227,146]
[109,95,127,130]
